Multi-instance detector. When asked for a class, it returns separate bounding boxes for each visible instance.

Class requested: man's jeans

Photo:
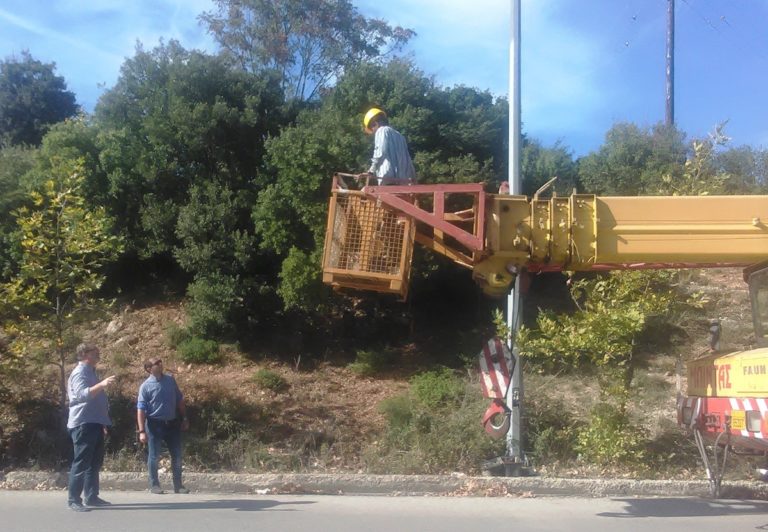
[146,418,183,490]
[67,423,105,505]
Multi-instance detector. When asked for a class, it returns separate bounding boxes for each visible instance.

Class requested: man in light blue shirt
[137,357,189,494]
[66,343,115,512]
[364,107,416,185]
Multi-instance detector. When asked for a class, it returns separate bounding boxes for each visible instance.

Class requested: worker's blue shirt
[67,362,112,429]
[137,374,183,420]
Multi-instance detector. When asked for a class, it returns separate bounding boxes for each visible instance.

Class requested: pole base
[481,456,532,477]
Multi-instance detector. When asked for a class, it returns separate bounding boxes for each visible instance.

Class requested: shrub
[252,369,289,392]
[109,347,131,369]
[378,394,413,430]
[576,403,647,467]
[410,368,464,408]
[178,337,221,364]
[524,395,580,464]
[277,247,325,312]
[348,348,397,376]
[198,398,246,439]
[364,378,505,474]
[186,273,238,338]
[165,322,190,348]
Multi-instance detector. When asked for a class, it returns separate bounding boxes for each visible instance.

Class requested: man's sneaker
[68,502,90,512]
[150,486,164,494]
[174,486,190,494]
[84,497,111,507]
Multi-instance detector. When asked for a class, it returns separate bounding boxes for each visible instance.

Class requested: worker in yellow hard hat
[363,107,416,185]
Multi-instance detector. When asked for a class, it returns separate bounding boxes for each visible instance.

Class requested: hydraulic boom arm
[321,176,768,297]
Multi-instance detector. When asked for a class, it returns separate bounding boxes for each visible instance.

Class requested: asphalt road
[2,491,768,531]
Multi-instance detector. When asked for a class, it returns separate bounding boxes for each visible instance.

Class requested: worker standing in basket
[363,107,416,185]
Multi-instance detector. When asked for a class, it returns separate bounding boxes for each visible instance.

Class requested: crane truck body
[321,174,768,494]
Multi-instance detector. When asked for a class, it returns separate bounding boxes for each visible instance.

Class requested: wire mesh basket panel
[322,190,414,299]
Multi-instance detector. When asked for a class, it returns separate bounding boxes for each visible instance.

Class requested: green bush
[252,369,289,392]
[364,378,505,474]
[277,247,325,312]
[378,394,413,430]
[109,347,131,369]
[410,368,464,408]
[198,398,246,439]
[177,337,221,364]
[185,398,301,472]
[524,395,580,464]
[186,273,238,338]
[576,403,647,467]
[165,322,190,348]
[348,348,397,376]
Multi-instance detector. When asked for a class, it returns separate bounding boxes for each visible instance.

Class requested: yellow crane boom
[477,193,768,295]
[321,176,768,297]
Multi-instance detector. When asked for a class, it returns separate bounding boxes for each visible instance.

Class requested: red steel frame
[362,183,487,256]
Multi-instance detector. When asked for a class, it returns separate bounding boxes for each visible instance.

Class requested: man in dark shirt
[66,343,116,512]
[136,357,189,494]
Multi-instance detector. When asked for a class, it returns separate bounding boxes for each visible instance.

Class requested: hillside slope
[0,268,759,478]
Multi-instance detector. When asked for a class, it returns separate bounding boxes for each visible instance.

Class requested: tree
[0,144,36,279]
[33,117,106,204]
[715,145,768,194]
[95,41,284,259]
[521,139,577,196]
[94,42,288,338]
[653,125,732,196]
[0,51,78,146]
[200,0,414,100]
[578,123,686,196]
[0,158,122,419]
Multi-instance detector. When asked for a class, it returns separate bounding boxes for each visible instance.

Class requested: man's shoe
[150,486,164,494]
[68,502,90,512]
[84,497,111,507]
[174,486,190,494]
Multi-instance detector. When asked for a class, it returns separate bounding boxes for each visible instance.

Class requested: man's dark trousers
[67,423,105,505]
[146,418,183,490]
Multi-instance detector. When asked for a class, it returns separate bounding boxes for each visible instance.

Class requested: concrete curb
[2,471,768,499]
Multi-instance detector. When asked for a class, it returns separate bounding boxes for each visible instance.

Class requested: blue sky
[1,0,767,156]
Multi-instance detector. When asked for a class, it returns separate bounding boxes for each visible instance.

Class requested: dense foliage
[0,51,78,146]
[1,0,767,474]
[0,158,122,416]
[200,0,414,100]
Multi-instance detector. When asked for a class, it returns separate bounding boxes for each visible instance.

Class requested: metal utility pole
[666,0,675,126]
[506,0,525,472]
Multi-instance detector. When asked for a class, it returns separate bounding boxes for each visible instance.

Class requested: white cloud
[0,6,123,62]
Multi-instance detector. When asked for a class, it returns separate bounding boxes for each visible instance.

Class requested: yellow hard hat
[363,107,386,133]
